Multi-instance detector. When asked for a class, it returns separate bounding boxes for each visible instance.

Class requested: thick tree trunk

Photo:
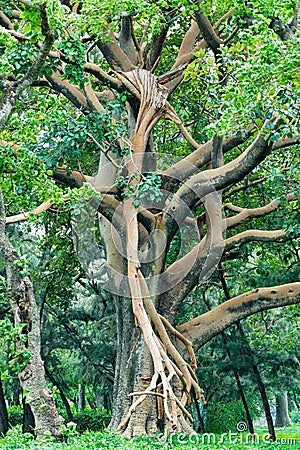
[109,295,172,437]
[109,295,139,429]
[0,190,63,439]
[275,387,292,427]
[121,341,158,438]
[0,376,8,436]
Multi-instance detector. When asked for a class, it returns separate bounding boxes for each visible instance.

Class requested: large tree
[1,0,300,438]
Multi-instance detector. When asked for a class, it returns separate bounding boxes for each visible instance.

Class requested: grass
[0,425,299,449]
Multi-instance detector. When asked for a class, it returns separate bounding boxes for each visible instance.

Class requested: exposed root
[126,330,141,368]
[117,265,205,433]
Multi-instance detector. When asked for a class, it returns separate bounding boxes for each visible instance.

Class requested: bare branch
[84,62,123,91]
[119,13,138,65]
[194,10,222,54]
[165,115,281,222]
[224,193,296,229]
[178,282,300,350]
[84,80,105,113]
[225,229,292,251]
[0,10,14,29]
[162,129,255,192]
[6,199,53,224]
[46,73,88,111]
[147,26,169,70]
[97,29,136,72]
[171,8,235,71]
[172,20,200,69]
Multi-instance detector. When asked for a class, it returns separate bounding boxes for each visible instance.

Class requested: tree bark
[0,376,8,436]
[252,360,276,440]
[275,387,292,427]
[0,190,63,439]
[109,295,139,429]
[78,384,86,410]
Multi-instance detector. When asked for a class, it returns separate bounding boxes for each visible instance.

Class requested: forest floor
[0,425,299,449]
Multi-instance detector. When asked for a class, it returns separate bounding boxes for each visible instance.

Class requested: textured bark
[0,191,63,439]
[109,296,139,429]
[2,4,300,439]
[275,387,292,427]
[78,384,86,410]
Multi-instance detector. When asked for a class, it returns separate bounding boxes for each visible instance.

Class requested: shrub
[290,409,300,424]
[72,407,111,432]
[205,401,248,434]
[8,405,23,427]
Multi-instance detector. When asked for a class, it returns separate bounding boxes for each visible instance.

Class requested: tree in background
[0,0,300,439]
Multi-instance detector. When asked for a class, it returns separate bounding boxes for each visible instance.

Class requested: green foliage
[290,409,300,424]
[30,101,127,172]
[0,426,299,449]
[0,142,64,218]
[72,407,111,433]
[205,400,249,434]
[117,172,163,207]
[1,0,300,441]
[7,406,23,428]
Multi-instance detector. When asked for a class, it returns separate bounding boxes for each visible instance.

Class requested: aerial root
[118,272,205,433]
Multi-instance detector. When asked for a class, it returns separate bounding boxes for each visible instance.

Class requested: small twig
[86,132,121,169]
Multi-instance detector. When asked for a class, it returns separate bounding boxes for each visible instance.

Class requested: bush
[290,409,300,424]
[8,405,23,427]
[72,407,111,433]
[205,401,248,434]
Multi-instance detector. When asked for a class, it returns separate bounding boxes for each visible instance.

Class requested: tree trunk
[236,324,276,441]
[253,363,276,439]
[12,377,21,406]
[78,384,86,410]
[109,295,140,430]
[109,293,197,437]
[110,293,174,437]
[45,367,73,422]
[0,376,8,436]
[275,387,292,427]
[0,190,63,439]
[203,294,254,435]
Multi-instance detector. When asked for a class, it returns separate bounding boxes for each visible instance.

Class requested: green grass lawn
[0,425,299,449]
